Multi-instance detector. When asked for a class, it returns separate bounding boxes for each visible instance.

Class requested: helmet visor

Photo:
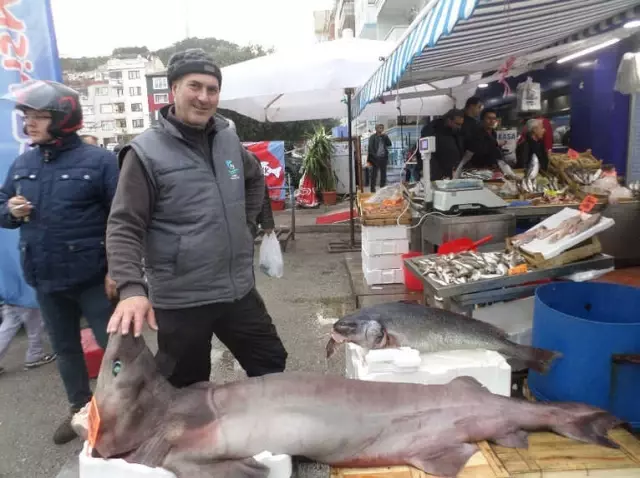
[1,80,79,113]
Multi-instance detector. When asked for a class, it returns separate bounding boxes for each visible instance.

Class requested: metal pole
[346,88,355,247]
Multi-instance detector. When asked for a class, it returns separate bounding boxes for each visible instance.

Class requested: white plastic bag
[259,232,284,278]
[516,77,541,112]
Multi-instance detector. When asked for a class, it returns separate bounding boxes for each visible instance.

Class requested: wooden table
[344,253,423,308]
[331,428,640,477]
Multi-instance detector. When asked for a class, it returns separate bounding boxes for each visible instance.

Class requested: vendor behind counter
[418,108,465,180]
[516,118,550,174]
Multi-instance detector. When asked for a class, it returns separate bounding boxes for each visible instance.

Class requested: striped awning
[354,0,640,117]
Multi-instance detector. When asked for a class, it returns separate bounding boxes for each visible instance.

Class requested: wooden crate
[505,236,603,269]
[331,428,640,478]
[357,191,411,226]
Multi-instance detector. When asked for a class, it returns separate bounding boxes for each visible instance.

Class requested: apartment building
[334,0,356,39]
[145,71,172,126]
[77,55,165,147]
[354,0,424,41]
[313,9,336,42]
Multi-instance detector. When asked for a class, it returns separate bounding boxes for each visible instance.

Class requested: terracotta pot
[321,190,337,205]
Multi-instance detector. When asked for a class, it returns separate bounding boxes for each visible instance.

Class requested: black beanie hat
[166,48,222,88]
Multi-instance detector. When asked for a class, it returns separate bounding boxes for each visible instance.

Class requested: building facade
[354,0,424,41]
[145,71,172,126]
[76,55,165,147]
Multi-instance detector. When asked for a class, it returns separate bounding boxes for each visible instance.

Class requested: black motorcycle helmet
[1,79,83,138]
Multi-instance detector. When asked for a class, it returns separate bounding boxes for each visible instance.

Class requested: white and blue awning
[354,0,640,117]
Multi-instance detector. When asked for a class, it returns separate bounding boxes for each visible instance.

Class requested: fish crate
[506,235,602,269]
[330,428,640,478]
[357,192,412,226]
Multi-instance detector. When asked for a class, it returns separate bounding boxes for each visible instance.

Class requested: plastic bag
[259,232,284,278]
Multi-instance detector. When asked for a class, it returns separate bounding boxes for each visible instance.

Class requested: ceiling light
[557,38,621,64]
[624,20,640,29]
[478,83,489,88]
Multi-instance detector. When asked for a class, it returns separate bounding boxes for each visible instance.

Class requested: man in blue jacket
[0,80,119,445]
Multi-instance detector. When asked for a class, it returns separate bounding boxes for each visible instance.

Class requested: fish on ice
[326,301,561,373]
[77,331,624,478]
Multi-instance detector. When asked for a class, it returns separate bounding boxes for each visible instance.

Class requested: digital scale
[417,136,508,214]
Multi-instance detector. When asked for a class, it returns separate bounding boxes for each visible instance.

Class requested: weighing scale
[417,136,508,214]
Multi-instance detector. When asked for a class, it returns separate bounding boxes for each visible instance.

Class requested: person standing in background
[517,112,553,153]
[367,124,392,192]
[0,80,119,445]
[0,229,56,376]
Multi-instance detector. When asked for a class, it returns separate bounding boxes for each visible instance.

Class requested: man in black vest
[105,49,288,388]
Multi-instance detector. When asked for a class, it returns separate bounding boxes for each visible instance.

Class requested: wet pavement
[0,233,356,478]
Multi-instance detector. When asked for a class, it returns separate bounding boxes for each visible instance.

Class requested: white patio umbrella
[218,31,451,248]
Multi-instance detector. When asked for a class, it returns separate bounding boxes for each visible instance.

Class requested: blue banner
[0,0,61,308]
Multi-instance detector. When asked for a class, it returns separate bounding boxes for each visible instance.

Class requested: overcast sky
[50,0,335,57]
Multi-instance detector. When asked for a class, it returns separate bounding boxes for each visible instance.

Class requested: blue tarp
[0,0,61,308]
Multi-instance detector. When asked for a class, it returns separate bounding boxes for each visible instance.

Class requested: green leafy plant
[302,126,337,192]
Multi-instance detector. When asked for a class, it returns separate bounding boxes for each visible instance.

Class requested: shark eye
[112,360,122,377]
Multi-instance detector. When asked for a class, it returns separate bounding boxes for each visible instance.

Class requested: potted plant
[302,126,337,205]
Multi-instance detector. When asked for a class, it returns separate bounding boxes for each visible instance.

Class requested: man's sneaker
[25,353,57,370]
[53,410,80,445]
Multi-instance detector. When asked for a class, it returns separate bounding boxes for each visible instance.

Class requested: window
[109,71,122,79]
[84,122,96,130]
[115,88,124,97]
[154,93,169,104]
[153,77,168,90]
[95,87,109,96]
[132,119,144,129]
[131,103,143,112]
[116,119,127,128]
[82,106,94,116]
[129,86,141,96]
[128,70,140,80]
[114,103,125,113]
[101,121,114,131]
[100,104,113,114]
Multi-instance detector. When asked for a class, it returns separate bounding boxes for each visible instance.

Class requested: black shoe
[53,410,80,445]
[25,353,57,370]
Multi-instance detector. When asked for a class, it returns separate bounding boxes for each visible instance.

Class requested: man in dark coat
[419,109,465,180]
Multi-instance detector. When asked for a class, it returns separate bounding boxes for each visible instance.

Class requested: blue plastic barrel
[528,282,640,430]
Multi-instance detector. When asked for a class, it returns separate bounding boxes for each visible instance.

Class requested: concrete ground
[0,232,357,478]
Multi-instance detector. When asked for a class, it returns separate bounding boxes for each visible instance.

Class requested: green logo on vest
[225,160,240,180]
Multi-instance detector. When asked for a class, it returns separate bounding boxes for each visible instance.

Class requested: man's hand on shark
[107,296,158,337]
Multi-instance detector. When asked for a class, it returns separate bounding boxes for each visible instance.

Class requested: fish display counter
[406,207,617,314]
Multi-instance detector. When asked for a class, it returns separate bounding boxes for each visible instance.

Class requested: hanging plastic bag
[259,232,284,278]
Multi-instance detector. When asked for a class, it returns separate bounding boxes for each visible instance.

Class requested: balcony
[384,25,409,42]
[354,0,378,38]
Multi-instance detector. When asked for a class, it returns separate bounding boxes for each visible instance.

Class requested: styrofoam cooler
[362,266,405,285]
[361,225,410,286]
[472,297,535,346]
[79,441,292,478]
[361,224,409,242]
[345,344,512,396]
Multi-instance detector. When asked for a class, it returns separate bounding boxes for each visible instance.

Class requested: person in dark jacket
[0,80,119,445]
[257,184,275,235]
[419,109,465,180]
[105,49,287,390]
[367,124,392,192]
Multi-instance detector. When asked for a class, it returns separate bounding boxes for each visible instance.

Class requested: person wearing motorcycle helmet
[0,80,120,445]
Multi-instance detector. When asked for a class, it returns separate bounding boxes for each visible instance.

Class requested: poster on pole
[497,128,518,164]
[0,0,62,308]
[243,141,286,200]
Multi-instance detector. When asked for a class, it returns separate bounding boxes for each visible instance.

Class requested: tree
[112,46,150,57]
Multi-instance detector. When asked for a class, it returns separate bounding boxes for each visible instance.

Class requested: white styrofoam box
[362,237,410,256]
[519,207,614,260]
[361,248,403,271]
[361,224,409,242]
[79,441,292,478]
[345,344,512,397]
[362,265,404,285]
[472,296,534,346]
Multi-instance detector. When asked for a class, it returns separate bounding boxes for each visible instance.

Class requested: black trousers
[370,158,388,192]
[155,288,288,388]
